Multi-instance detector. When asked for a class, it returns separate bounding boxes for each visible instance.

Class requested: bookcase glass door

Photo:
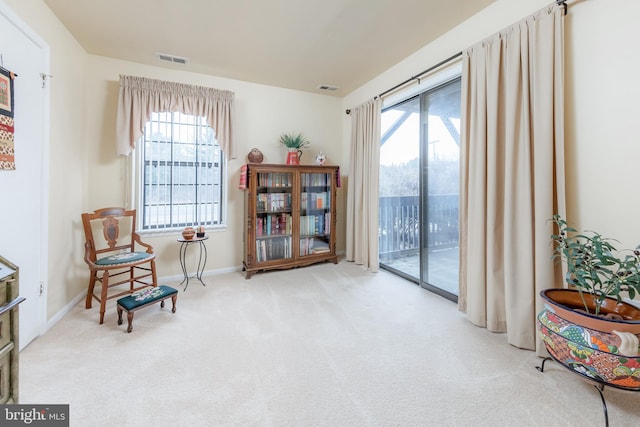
[299,172,332,256]
[255,171,293,262]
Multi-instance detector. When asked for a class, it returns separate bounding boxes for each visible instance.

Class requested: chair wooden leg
[171,294,177,313]
[86,272,97,309]
[151,259,158,287]
[99,270,109,324]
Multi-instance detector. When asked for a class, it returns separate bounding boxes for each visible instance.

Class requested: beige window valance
[116,75,235,158]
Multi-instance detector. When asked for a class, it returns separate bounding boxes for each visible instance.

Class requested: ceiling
[43,0,495,97]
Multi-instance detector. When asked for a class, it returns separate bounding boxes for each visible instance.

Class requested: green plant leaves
[551,214,640,316]
[279,133,310,149]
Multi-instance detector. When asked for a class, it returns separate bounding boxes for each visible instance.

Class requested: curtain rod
[378,51,462,100]
[345,51,462,115]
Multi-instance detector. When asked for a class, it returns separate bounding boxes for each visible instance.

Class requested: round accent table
[177,236,208,291]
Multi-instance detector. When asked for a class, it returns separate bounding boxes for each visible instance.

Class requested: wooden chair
[81,207,158,324]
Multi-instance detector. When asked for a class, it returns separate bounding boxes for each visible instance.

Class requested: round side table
[177,235,208,291]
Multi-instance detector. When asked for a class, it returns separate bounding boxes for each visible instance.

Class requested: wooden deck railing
[379,195,458,259]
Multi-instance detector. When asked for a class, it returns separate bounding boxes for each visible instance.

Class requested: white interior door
[0,1,49,350]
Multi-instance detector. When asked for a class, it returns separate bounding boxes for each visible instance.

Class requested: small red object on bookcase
[239,164,248,190]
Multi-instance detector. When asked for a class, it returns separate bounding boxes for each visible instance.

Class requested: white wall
[565,0,640,249]
[344,0,640,251]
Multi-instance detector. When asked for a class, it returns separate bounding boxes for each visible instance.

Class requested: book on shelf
[256,236,292,261]
[310,247,330,254]
[257,213,292,236]
[258,172,292,188]
[310,239,330,254]
[300,191,329,211]
[324,212,331,234]
[299,237,330,256]
[302,173,329,187]
[256,193,292,213]
[298,213,331,236]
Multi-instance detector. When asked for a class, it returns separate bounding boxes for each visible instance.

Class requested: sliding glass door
[379,78,460,301]
[379,97,421,279]
[419,79,460,298]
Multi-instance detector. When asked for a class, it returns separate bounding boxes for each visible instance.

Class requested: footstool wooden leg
[127,312,134,333]
[116,285,178,333]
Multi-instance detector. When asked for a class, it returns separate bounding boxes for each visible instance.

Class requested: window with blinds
[138,112,224,230]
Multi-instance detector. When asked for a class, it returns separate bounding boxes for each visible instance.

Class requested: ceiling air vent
[155,52,189,65]
[317,84,339,91]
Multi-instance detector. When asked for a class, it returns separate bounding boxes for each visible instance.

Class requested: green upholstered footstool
[117,285,178,333]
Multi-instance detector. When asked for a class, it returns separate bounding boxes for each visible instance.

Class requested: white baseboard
[46,290,85,332]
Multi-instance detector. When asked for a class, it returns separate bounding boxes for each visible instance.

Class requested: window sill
[137,225,227,239]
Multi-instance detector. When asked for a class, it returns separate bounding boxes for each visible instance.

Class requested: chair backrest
[81,207,138,263]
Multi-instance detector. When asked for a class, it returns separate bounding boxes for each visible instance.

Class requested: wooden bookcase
[243,164,338,279]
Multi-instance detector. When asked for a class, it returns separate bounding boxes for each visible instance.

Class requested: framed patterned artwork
[0,66,15,170]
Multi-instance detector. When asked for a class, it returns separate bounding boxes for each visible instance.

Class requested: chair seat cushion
[117,285,178,311]
[96,251,151,266]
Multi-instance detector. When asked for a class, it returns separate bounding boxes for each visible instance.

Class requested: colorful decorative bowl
[537,289,640,391]
[182,227,195,240]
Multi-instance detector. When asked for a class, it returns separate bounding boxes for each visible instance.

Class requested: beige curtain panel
[346,98,382,271]
[459,3,566,353]
[116,75,235,158]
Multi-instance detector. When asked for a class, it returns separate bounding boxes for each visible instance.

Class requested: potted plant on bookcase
[537,214,640,391]
[279,132,310,165]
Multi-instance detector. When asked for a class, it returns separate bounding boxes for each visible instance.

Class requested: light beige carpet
[20,261,640,426]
